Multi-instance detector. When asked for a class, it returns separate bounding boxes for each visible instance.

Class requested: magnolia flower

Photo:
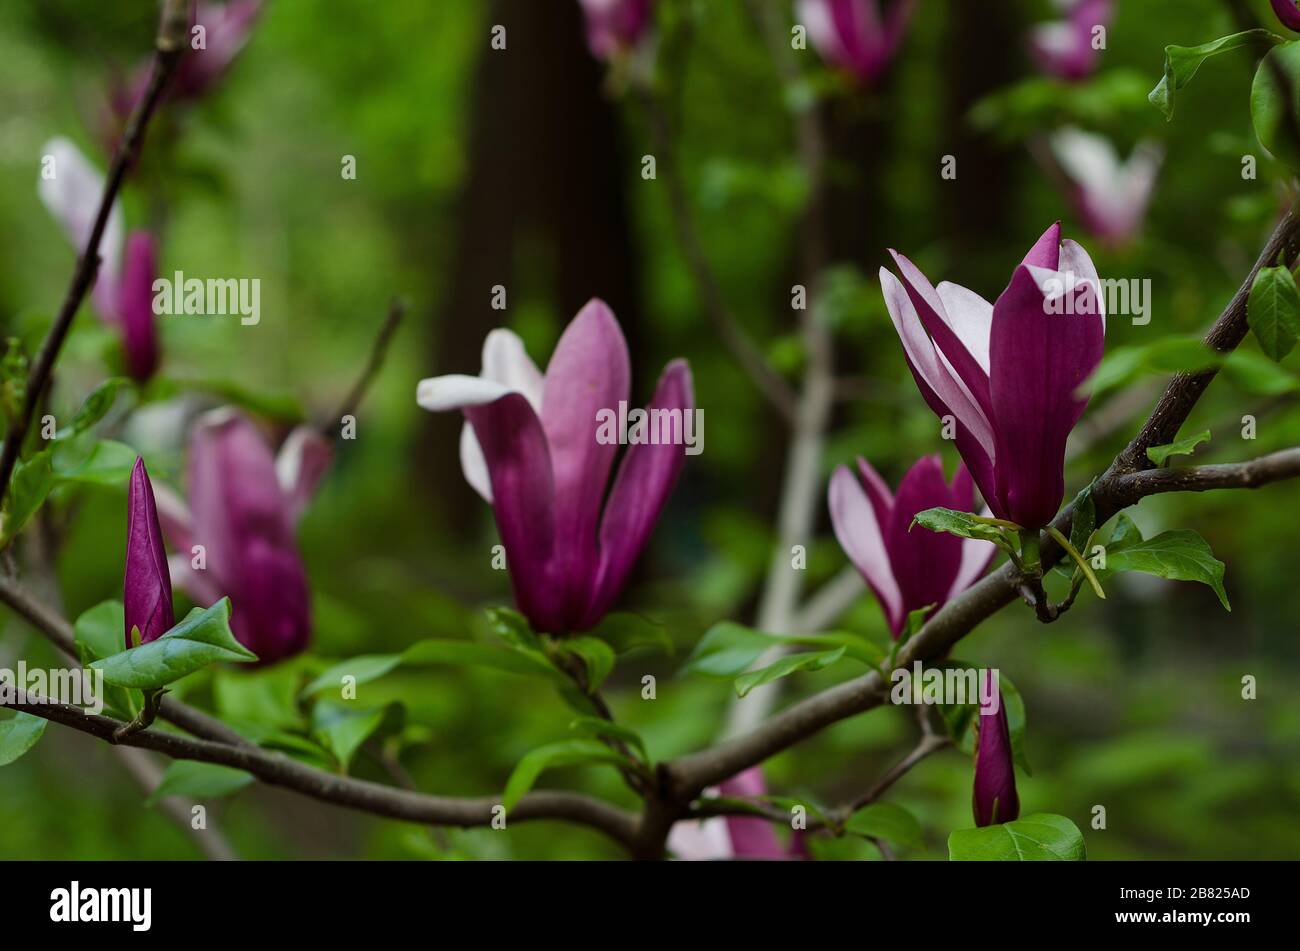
[110,0,264,120]
[416,299,692,635]
[1272,0,1300,32]
[880,223,1105,530]
[798,0,917,84]
[667,768,803,860]
[577,0,656,60]
[1048,128,1162,247]
[830,455,995,638]
[1028,0,1111,82]
[124,458,174,649]
[37,137,161,382]
[154,410,331,664]
[972,670,1019,826]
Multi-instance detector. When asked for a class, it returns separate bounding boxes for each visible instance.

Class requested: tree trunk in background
[421,0,641,536]
[945,0,1022,282]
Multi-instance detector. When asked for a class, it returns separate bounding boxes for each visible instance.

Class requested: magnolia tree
[5,0,1300,862]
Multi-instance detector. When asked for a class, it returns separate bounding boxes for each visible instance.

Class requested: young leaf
[0,713,47,766]
[73,600,142,718]
[1246,265,1300,361]
[1105,529,1231,610]
[146,761,253,804]
[1,449,54,545]
[90,598,257,689]
[949,813,1086,861]
[1150,29,1284,120]
[593,612,674,656]
[1252,39,1300,170]
[1108,512,1143,550]
[1069,485,1096,557]
[485,606,544,653]
[1146,430,1211,465]
[51,438,138,485]
[679,622,777,679]
[312,700,403,771]
[910,508,1016,556]
[562,637,616,693]
[733,645,847,698]
[844,802,922,850]
[568,716,649,762]
[501,740,628,812]
[60,377,130,438]
[301,653,405,698]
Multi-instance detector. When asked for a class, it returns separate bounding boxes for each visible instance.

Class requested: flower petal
[583,360,692,628]
[973,670,1019,826]
[124,458,174,647]
[118,232,160,382]
[540,299,630,622]
[275,425,333,524]
[829,464,903,633]
[719,767,787,860]
[885,455,964,622]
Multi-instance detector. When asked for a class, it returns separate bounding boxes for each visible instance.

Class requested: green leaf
[733,645,846,698]
[563,636,616,693]
[90,599,257,689]
[164,377,303,422]
[1069,485,1096,557]
[0,712,47,766]
[1247,265,1300,361]
[213,665,305,733]
[593,612,674,656]
[1222,349,1300,394]
[1252,39,1300,169]
[568,716,649,761]
[948,813,1086,861]
[1,449,53,544]
[844,802,922,849]
[301,653,405,698]
[1146,430,1212,465]
[679,622,775,679]
[60,377,130,438]
[146,761,253,804]
[485,606,544,653]
[51,438,138,485]
[1087,336,1220,397]
[73,600,142,718]
[911,507,1016,550]
[312,700,403,771]
[1109,513,1143,550]
[501,740,628,812]
[402,638,562,680]
[1150,29,1284,120]
[1106,529,1231,610]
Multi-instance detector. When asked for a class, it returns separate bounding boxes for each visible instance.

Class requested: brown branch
[1111,447,1300,497]
[325,296,406,439]
[0,0,189,507]
[4,690,639,848]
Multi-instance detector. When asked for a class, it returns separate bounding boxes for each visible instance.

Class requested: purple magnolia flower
[972,670,1019,826]
[416,299,693,635]
[830,455,995,638]
[1272,0,1300,32]
[667,768,803,860]
[577,0,656,60]
[124,458,174,649]
[110,0,263,119]
[798,0,917,84]
[37,137,161,382]
[153,410,331,664]
[880,222,1105,530]
[1029,0,1111,82]
[1047,128,1162,248]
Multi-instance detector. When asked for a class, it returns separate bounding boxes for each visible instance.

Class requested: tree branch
[0,0,189,506]
[1111,447,1300,497]
[325,297,406,440]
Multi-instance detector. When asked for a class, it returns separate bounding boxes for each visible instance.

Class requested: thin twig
[325,296,406,439]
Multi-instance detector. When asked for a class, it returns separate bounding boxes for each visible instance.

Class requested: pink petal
[829,464,903,633]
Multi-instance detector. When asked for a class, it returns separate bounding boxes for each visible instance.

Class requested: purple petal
[1019,221,1062,270]
[578,0,656,59]
[719,768,787,860]
[1274,0,1300,31]
[275,426,332,525]
[973,670,1019,826]
[885,455,964,622]
[118,232,161,382]
[829,464,903,634]
[582,360,692,629]
[539,299,630,626]
[124,457,174,648]
[463,393,568,633]
[172,0,263,99]
[988,256,1103,528]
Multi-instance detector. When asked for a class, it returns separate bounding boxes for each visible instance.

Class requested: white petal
[37,137,123,311]
[415,374,511,413]
[829,465,902,630]
[458,422,493,503]
[935,281,993,374]
[482,329,544,411]
[1050,127,1121,195]
[667,787,734,860]
[275,425,333,522]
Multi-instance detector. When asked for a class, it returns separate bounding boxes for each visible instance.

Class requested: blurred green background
[1,0,1298,860]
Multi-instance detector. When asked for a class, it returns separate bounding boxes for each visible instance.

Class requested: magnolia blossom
[153,410,331,664]
[1272,0,1300,31]
[798,0,917,84]
[37,137,161,381]
[577,0,656,60]
[667,768,804,860]
[830,455,995,638]
[1049,128,1162,247]
[972,670,1019,826]
[416,299,692,635]
[124,458,174,649]
[1028,0,1111,82]
[881,223,1105,530]
[110,0,263,120]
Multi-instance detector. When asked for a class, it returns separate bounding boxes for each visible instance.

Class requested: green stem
[1019,529,1042,575]
[1046,525,1107,601]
